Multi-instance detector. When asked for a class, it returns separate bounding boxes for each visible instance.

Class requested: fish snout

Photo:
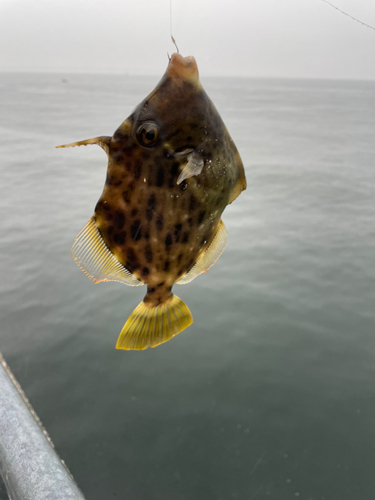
[167,53,199,83]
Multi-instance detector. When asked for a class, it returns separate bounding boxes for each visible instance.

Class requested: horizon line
[0,67,375,83]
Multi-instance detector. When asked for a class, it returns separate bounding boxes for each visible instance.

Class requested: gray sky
[0,0,374,79]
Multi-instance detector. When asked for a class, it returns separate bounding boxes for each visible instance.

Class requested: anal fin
[71,217,143,286]
[177,219,227,285]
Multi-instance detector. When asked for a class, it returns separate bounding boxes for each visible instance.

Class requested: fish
[57,53,246,350]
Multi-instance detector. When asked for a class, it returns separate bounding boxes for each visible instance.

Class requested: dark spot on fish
[157,282,164,287]
[145,244,153,263]
[177,267,185,278]
[106,174,122,186]
[156,214,164,231]
[189,195,197,212]
[114,211,125,229]
[142,267,150,276]
[142,152,150,160]
[166,128,182,140]
[156,167,164,187]
[190,123,198,130]
[186,136,193,142]
[174,223,182,242]
[182,232,189,243]
[113,231,126,245]
[122,145,136,156]
[163,149,172,159]
[148,194,156,209]
[164,260,170,272]
[146,194,156,221]
[187,258,195,271]
[122,182,135,204]
[144,231,150,240]
[188,217,192,224]
[122,190,130,203]
[131,220,142,241]
[148,287,156,293]
[198,210,206,224]
[125,161,132,172]
[113,129,126,142]
[179,181,187,191]
[131,208,138,217]
[171,162,179,176]
[134,159,142,180]
[99,201,110,212]
[165,234,172,248]
[146,208,153,222]
[108,226,114,235]
[178,253,183,264]
[115,153,124,164]
[127,248,140,270]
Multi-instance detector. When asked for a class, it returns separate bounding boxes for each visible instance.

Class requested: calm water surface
[0,72,374,499]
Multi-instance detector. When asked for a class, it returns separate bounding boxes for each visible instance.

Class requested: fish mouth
[166,53,199,83]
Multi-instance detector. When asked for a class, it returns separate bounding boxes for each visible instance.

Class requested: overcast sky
[0,0,374,79]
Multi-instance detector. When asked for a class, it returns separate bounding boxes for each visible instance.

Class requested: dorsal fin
[71,217,144,286]
[176,219,227,285]
[56,136,112,154]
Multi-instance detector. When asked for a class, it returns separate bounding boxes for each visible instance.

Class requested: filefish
[58,53,246,350]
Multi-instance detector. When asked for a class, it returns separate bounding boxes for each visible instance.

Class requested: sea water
[0,72,374,499]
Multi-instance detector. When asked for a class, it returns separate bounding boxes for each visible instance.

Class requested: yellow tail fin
[116,295,193,350]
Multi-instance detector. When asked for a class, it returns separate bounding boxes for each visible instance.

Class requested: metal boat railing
[0,353,86,500]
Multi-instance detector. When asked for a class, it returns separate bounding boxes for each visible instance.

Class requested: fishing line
[320,0,375,31]
[170,0,173,41]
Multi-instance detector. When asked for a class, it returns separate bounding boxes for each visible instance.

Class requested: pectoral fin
[71,217,143,286]
[177,219,227,285]
[177,151,204,185]
[56,136,112,154]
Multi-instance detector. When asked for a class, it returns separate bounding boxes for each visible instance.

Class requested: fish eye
[137,122,159,147]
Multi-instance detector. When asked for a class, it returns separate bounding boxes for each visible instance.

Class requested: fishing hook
[171,35,179,54]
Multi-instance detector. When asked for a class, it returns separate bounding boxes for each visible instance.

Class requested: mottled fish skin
[59,53,246,349]
[94,54,246,307]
